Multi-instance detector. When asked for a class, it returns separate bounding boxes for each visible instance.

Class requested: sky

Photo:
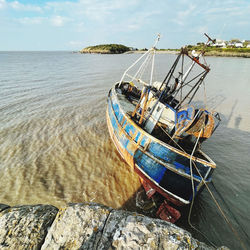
[0,0,250,51]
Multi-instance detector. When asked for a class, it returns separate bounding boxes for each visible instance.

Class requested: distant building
[234,42,243,48]
[196,38,249,49]
[213,39,226,48]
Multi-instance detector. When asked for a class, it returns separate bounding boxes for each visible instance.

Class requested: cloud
[17,17,46,25]
[174,4,197,26]
[9,1,42,12]
[15,15,71,27]
[205,6,245,17]
[0,0,6,9]
[124,10,161,31]
[1,0,250,50]
[50,15,70,27]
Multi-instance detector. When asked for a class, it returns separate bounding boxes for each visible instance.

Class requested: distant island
[80,44,130,54]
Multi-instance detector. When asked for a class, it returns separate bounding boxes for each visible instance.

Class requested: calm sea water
[0,51,249,248]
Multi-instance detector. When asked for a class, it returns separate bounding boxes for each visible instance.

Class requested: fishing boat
[106,34,221,223]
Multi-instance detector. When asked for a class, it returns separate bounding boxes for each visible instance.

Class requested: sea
[0,51,249,249]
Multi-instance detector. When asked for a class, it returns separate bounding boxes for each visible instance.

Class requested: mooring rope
[188,129,217,247]
[185,119,247,249]
[192,156,247,250]
[147,112,246,249]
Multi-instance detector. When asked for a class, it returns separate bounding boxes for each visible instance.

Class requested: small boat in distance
[106,34,221,223]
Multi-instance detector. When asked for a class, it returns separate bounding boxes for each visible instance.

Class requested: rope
[185,117,247,249]
[125,42,246,247]
[151,119,186,153]
[144,109,246,248]
[136,52,153,81]
[119,49,152,86]
[188,129,217,247]
[149,116,217,246]
[193,164,247,249]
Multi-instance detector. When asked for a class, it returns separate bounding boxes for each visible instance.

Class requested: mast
[160,34,215,110]
[123,34,216,131]
[131,34,160,124]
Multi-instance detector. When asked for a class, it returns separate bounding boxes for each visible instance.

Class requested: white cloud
[205,6,244,16]
[125,10,161,31]
[9,1,42,12]
[0,0,6,9]
[1,0,249,50]
[17,17,46,25]
[50,15,70,27]
[174,4,197,26]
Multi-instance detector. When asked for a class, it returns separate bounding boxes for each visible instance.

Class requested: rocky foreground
[0,202,228,249]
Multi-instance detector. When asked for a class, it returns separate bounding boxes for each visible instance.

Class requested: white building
[234,42,243,48]
[213,39,226,48]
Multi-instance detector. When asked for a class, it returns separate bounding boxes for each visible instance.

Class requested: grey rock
[0,204,9,213]
[98,209,213,250]
[42,203,217,250]
[41,202,112,250]
[0,203,227,249]
[0,204,58,249]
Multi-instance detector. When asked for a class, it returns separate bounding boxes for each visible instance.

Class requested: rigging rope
[146,110,246,249]
[136,51,153,82]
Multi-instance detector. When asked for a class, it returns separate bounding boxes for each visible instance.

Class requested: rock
[41,203,112,249]
[41,203,216,249]
[98,209,212,250]
[0,203,228,249]
[0,204,58,249]
[0,204,9,212]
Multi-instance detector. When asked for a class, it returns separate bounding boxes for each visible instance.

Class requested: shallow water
[0,51,249,248]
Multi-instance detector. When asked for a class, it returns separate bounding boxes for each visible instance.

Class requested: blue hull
[107,86,215,205]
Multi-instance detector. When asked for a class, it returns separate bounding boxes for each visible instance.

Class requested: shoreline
[81,49,250,58]
[126,50,250,58]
